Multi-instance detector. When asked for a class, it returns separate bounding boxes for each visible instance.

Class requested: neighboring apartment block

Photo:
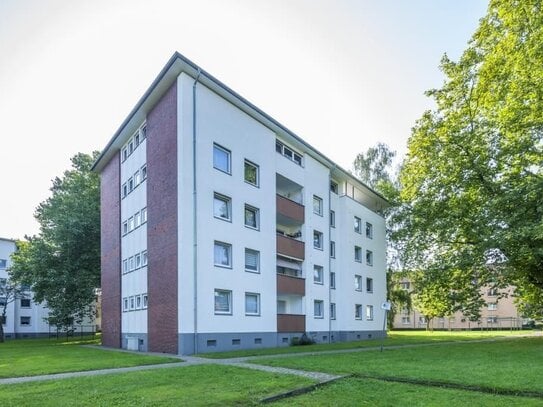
[393,281,523,330]
[0,238,51,338]
[93,52,389,355]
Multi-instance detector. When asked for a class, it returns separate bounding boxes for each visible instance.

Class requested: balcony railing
[277,274,305,296]
[277,314,306,333]
[276,194,304,225]
[276,234,305,260]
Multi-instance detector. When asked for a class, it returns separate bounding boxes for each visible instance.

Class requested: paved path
[0,333,537,386]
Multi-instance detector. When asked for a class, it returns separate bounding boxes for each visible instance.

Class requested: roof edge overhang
[91,52,390,210]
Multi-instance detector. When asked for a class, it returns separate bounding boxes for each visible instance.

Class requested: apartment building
[93,52,389,355]
[0,238,51,338]
[393,281,523,330]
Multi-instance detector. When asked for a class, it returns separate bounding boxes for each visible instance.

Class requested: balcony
[277,314,306,333]
[277,274,305,296]
[277,234,305,260]
[276,194,304,225]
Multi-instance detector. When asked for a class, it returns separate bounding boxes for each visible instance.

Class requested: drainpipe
[192,69,201,355]
[328,165,337,344]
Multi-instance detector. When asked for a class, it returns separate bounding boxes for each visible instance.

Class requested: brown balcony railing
[276,234,305,260]
[277,274,305,296]
[276,194,304,224]
[277,314,306,333]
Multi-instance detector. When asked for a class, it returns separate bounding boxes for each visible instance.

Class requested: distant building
[0,238,51,338]
[392,280,523,330]
[93,52,389,355]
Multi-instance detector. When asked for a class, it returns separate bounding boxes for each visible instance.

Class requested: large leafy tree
[0,281,26,342]
[399,0,543,317]
[10,152,100,329]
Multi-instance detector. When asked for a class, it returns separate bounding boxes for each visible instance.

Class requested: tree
[398,0,543,317]
[353,142,397,195]
[10,152,100,329]
[0,280,26,342]
[386,271,412,329]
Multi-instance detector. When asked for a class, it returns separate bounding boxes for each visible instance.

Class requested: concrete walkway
[0,333,537,386]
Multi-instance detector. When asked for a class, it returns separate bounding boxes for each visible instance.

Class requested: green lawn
[198,329,533,359]
[271,377,543,406]
[0,365,315,406]
[255,336,543,395]
[0,336,178,378]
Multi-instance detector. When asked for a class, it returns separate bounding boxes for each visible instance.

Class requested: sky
[0,0,488,240]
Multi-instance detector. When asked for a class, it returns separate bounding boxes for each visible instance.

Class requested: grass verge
[197,329,533,359]
[0,337,178,378]
[0,365,316,406]
[254,336,543,394]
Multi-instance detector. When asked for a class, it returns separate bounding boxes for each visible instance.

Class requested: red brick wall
[100,153,121,348]
[147,82,178,354]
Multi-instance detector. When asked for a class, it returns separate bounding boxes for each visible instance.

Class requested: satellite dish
[381,301,391,310]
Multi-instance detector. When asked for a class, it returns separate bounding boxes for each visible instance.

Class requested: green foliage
[290,333,316,346]
[0,281,26,342]
[353,142,397,195]
[9,152,101,329]
[386,271,412,329]
[398,0,543,317]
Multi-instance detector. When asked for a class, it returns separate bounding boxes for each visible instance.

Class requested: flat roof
[92,52,389,211]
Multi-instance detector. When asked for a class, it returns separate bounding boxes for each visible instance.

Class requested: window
[313,265,324,284]
[244,205,259,229]
[134,170,141,186]
[128,177,134,192]
[128,140,134,154]
[20,298,31,308]
[142,251,148,266]
[366,222,373,239]
[354,246,362,262]
[276,140,303,166]
[129,296,135,310]
[355,304,362,319]
[213,193,231,221]
[135,295,142,310]
[141,164,147,180]
[134,132,140,147]
[141,124,147,139]
[354,217,362,233]
[330,272,336,289]
[313,195,323,216]
[314,300,324,318]
[129,256,135,271]
[402,316,410,324]
[128,217,134,232]
[122,183,127,198]
[213,143,231,174]
[134,212,141,228]
[366,278,373,293]
[244,248,260,273]
[330,210,335,227]
[419,316,427,324]
[244,160,259,186]
[142,294,148,309]
[313,230,323,250]
[330,181,338,194]
[245,293,260,316]
[366,305,374,320]
[488,302,498,311]
[330,241,335,258]
[122,147,128,162]
[330,303,336,320]
[366,250,373,266]
[487,288,498,296]
[122,259,128,274]
[400,282,410,290]
[122,221,128,235]
[135,253,142,269]
[123,298,128,312]
[487,316,498,324]
[355,275,362,291]
[20,316,31,326]
[214,289,232,314]
[214,241,232,268]
[141,208,147,223]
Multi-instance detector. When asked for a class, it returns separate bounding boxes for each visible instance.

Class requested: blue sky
[0,0,488,239]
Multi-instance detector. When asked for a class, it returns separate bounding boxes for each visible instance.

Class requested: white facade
[100,53,389,354]
[0,238,51,338]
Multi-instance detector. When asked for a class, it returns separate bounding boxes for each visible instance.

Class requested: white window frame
[330,210,335,227]
[214,241,232,268]
[142,251,148,266]
[314,300,324,319]
[213,193,232,222]
[244,160,259,187]
[245,292,260,316]
[141,164,147,180]
[330,241,335,258]
[123,297,129,312]
[355,275,362,291]
[313,230,323,250]
[402,316,410,324]
[366,222,373,239]
[355,246,362,262]
[135,294,142,310]
[20,298,31,308]
[122,259,128,274]
[244,204,260,230]
[366,305,374,321]
[129,296,135,311]
[213,143,231,174]
[122,221,128,235]
[488,302,498,311]
[129,256,135,271]
[355,304,362,320]
[313,195,323,216]
[366,250,373,266]
[134,212,141,228]
[330,303,336,320]
[313,265,324,284]
[244,248,260,273]
[142,294,148,309]
[330,181,338,194]
[134,170,141,187]
[135,253,141,269]
[330,272,336,289]
[366,277,373,293]
[354,216,362,234]
[141,208,147,224]
[20,316,31,326]
[276,140,303,166]
[214,289,232,315]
